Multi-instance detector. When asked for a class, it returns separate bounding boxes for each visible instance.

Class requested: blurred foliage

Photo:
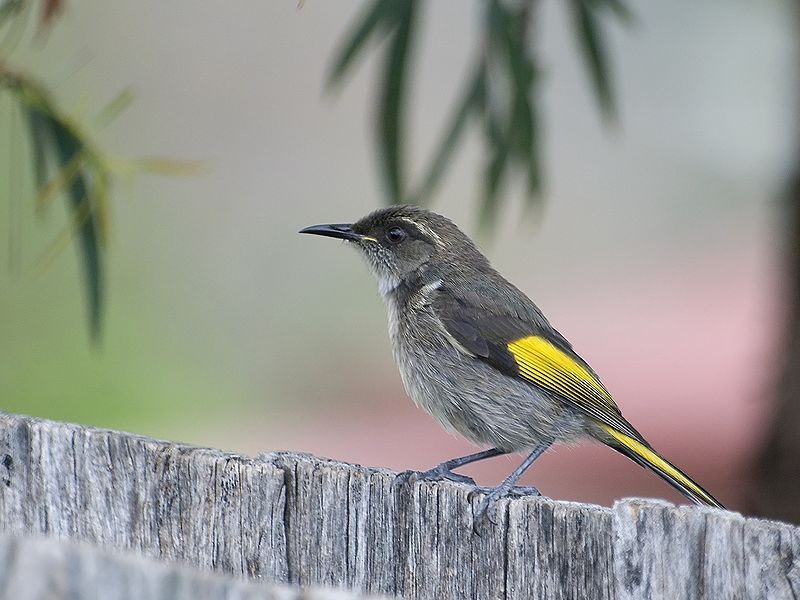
[2,67,111,338]
[1,0,198,340]
[329,0,631,227]
[2,0,628,340]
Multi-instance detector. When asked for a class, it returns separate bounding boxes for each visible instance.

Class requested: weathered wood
[0,411,798,599]
[0,534,377,599]
[613,500,800,600]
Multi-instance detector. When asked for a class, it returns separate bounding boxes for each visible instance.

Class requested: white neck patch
[378,275,401,299]
[408,278,443,309]
[419,278,443,297]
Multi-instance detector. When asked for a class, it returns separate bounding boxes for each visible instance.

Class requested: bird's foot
[470,484,541,529]
[394,464,477,487]
[471,485,541,499]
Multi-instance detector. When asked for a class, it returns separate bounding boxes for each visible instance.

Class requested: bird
[299,205,724,521]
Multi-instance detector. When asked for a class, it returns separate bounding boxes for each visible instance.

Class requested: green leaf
[0,0,25,26]
[47,114,103,339]
[23,104,50,189]
[0,0,28,58]
[480,111,510,232]
[6,72,104,338]
[594,0,635,26]
[377,0,417,204]
[7,68,193,340]
[488,0,531,151]
[95,87,134,128]
[485,0,541,202]
[326,0,397,88]
[32,145,83,211]
[326,0,626,232]
[87,157,111,246]
[24,103,104,340]
[522,79,541,201]
[571,0,617,122]
[130,157,207,176]
[410,62,484,205]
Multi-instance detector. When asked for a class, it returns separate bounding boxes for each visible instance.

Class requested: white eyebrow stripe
[397,217,444,249]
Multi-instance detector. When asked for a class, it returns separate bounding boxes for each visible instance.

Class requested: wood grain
[0,534,376,599]
[0,412,797,599]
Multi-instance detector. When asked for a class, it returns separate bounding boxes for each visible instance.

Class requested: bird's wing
[434,293,646,443]
[433,288,725,508]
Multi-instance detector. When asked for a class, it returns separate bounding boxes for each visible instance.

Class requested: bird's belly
[389,311,584,452]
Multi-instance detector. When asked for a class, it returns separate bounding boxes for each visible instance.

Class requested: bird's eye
[386,226,407,244]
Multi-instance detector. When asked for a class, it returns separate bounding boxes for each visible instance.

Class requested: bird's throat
[377,274,401,299]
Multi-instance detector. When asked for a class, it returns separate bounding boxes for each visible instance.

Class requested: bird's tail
[601,425,724,509]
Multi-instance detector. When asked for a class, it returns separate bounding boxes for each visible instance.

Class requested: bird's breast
[381,293,586,451]
[386,302,452,414]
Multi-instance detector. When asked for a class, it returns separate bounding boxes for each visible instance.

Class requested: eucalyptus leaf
[23,105,50,189]
[595,0,635,26]
[572,0,616,122]
[21,97,105,340]
[0,0,33,58]
[411,63,484,205]
[487,2,525,117]
[480,110,510,231]
[46,112,103,339]
[327,0,397,88]
[88,160,111,246]
[131,157,206,176]
[378,0,417,203]
[95,88,134,129]
[486,0,540,201]
[33,149,83,212]
[4,38,193,340]
[327,0,628,227]
[0,0,25,26]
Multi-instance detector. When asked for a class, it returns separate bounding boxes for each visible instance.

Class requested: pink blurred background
[241,238,780,508]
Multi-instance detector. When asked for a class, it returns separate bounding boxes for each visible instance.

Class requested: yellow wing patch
[506,335,644,441]
[508,336,723,508]
[507,335,612,401]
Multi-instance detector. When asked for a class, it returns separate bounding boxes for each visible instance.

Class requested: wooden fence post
[0,412,797,599]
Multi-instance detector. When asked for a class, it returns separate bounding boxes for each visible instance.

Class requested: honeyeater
[300,205,724,520]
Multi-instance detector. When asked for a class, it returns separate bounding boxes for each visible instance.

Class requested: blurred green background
[0,1,793,512]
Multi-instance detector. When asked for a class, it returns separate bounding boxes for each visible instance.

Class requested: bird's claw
[394,466,477,487]
[393,470,416,486]
[470,485,541,531]
[470,485,540,499]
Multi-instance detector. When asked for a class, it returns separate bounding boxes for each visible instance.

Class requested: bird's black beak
[299,223,363,242]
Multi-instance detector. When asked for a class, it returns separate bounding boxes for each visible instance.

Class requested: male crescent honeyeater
[301,206,724,520]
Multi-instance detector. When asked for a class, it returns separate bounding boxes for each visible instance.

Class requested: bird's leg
[472,442,551,526]
[395,447,506,487]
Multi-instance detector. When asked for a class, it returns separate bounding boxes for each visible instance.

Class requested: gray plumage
[300,205,724,512]
[351,206,588,451]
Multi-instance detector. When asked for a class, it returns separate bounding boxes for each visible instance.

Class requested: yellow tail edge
[602,425,725,509]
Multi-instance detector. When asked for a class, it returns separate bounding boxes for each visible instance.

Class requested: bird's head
[300,205,488,295]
